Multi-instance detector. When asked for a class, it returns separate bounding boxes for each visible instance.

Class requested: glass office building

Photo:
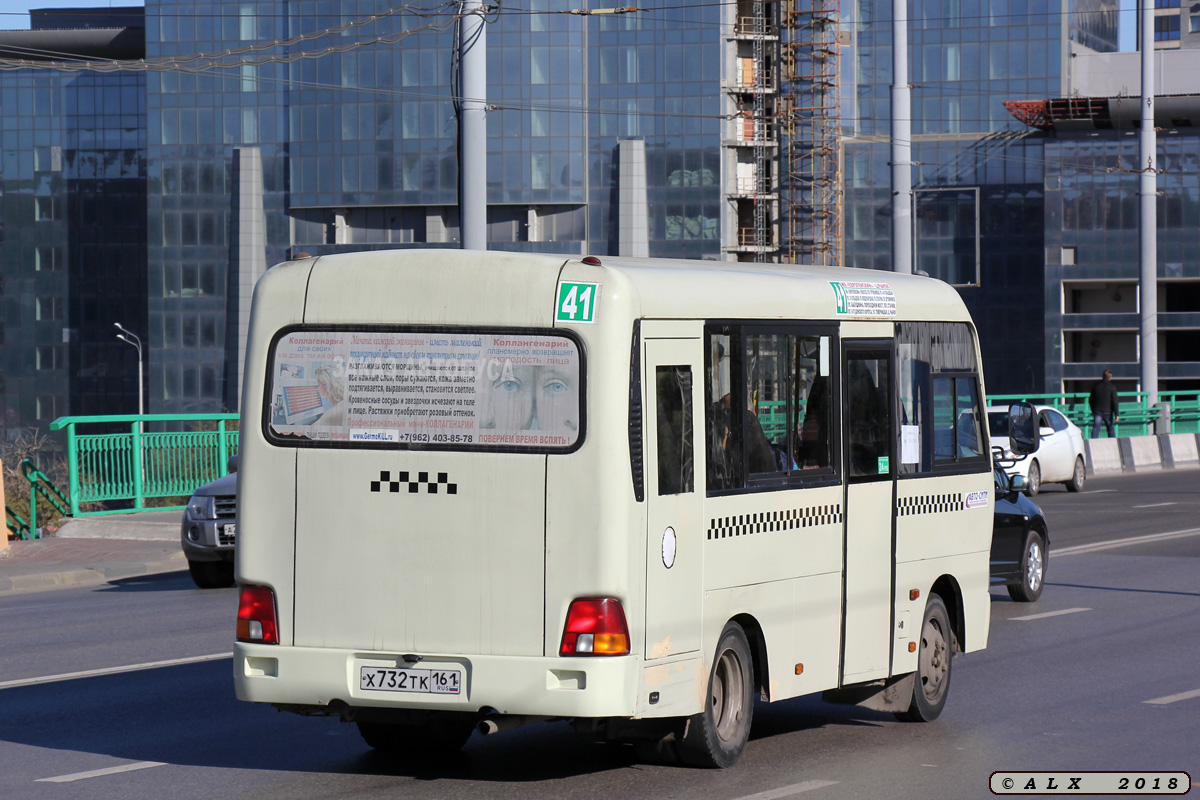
[841,0,1123,394]
[142,0,723,420]
[1045,130,1200,394]
[0,54,147,437]
[4,0,1197,442]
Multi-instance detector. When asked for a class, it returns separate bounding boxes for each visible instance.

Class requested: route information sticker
[830,280,896,318]
[990,772,1190,795]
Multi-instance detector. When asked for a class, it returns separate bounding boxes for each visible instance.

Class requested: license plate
[359,666,462,695]
[222,524,237,537]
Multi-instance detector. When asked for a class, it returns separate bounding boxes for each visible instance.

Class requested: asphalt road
[0,469,1197,800]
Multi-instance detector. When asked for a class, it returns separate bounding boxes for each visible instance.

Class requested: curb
[0,552,186,595]
[1086,432,1200,476]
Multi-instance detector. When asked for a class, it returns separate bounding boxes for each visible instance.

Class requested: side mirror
[1009,474,1027,493]
[1007,402,1039,456]
[227,454,239,474]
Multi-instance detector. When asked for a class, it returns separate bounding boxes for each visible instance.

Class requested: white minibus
[233,249,1032,768]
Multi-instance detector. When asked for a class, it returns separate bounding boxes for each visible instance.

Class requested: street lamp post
[114,322,144,429]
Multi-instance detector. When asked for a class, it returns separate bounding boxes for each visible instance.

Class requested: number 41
[558,283,597,323]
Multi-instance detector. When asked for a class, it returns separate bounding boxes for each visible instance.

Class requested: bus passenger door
[841,342,895,683]
[643,337,703,659]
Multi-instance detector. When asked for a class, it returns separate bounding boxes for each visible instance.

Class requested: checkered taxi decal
[708,505,843,540]
[896,493,964,517]
[370,470,457,495]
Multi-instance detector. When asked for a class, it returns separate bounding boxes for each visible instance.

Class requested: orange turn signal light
[909,589,920,601]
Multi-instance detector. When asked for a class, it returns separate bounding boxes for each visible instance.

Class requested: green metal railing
[32,391,1196,525]
[988,391,1200,438]
[49,414,239,517]
[6,505,30,539]
[17,458,71,537]
[757,391,1200,441]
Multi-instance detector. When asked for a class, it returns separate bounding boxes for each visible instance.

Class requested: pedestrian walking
[1088,369,1120,438]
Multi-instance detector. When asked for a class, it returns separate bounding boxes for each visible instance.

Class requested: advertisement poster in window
[267,331,581,449]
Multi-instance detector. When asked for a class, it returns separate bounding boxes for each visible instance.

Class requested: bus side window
[656,366,694,495]
[745,332,790,475]
[794,336,832,469]
[707,332,744,491]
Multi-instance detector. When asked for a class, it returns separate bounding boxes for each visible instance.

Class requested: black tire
[895,595,952,723]
[188,558,234,589]
[1065,456,1085,492]
[1025,460,1041,496]
[679,622,755,768]
[357,713,475,756]
[1007,530,1046,603]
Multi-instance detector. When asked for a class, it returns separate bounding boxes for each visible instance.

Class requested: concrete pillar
[617,139,649,257]
[228,147,267,409]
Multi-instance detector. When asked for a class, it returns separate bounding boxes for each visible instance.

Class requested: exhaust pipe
[477,715,552,736]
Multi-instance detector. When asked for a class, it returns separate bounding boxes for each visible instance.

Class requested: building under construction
[722,0,843,266]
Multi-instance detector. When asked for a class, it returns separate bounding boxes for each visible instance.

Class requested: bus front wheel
[679,622,755,768]
[895,595,952,723]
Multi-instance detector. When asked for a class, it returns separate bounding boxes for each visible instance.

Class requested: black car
[990,467,1049,602]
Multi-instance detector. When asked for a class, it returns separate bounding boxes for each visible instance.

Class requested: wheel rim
[1074,459,1084,487]
[1028,462,1040,493]
[711,647,746,743]
[1027,540,1043,592]
[917,615,950,706]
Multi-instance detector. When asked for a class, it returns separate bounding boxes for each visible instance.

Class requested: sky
[0,0,1145,49]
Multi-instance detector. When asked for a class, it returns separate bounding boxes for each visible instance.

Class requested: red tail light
[237,585,279,645]
[560,597,629,656]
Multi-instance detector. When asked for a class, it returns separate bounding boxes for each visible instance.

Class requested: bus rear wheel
[679,622,755,768]
[895,595,952,723]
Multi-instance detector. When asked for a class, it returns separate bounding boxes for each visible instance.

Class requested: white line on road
[1133,502,1177,509]
[1053,528,1200,557]
[0,652,232,691]
[1144,688,1200,706]
[38,761,166,783]
[1010,608,1092,622]
[731,780,840,799]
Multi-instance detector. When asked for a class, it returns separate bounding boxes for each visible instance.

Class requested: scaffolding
[779,0,842,266]
[723,1,778,261]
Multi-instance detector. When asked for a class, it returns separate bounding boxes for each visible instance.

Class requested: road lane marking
[38,761,166,783]
[1133,502,1177,509]
[1053,528,1200,557]
[1145,688,1200,706]
[732,781,839,799]
[0,652,231,691]
[1010,608,1091,621]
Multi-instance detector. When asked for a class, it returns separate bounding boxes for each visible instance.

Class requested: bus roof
[281,249,972,327]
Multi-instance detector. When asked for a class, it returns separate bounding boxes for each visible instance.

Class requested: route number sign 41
[556,282,599,324]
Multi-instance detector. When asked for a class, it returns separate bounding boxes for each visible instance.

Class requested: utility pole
[459,0,487,250]
[1138,0,1159,408]
[891,0,912,274]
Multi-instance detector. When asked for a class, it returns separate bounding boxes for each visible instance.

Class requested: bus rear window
[265,328,583,451]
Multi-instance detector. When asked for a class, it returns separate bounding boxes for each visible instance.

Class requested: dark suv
[181,456,237,588]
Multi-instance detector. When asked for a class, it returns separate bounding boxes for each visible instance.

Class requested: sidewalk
[1,511,183,595]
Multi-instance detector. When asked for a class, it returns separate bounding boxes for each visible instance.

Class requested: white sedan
[988,405,1086,496]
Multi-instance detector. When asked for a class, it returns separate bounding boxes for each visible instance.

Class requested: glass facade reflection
[1047,131,1200,393]
[841,0,1123,394]
[0,63,147,437]
[6,0,1196,441]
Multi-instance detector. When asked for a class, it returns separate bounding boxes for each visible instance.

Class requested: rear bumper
[234,643,640,720]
